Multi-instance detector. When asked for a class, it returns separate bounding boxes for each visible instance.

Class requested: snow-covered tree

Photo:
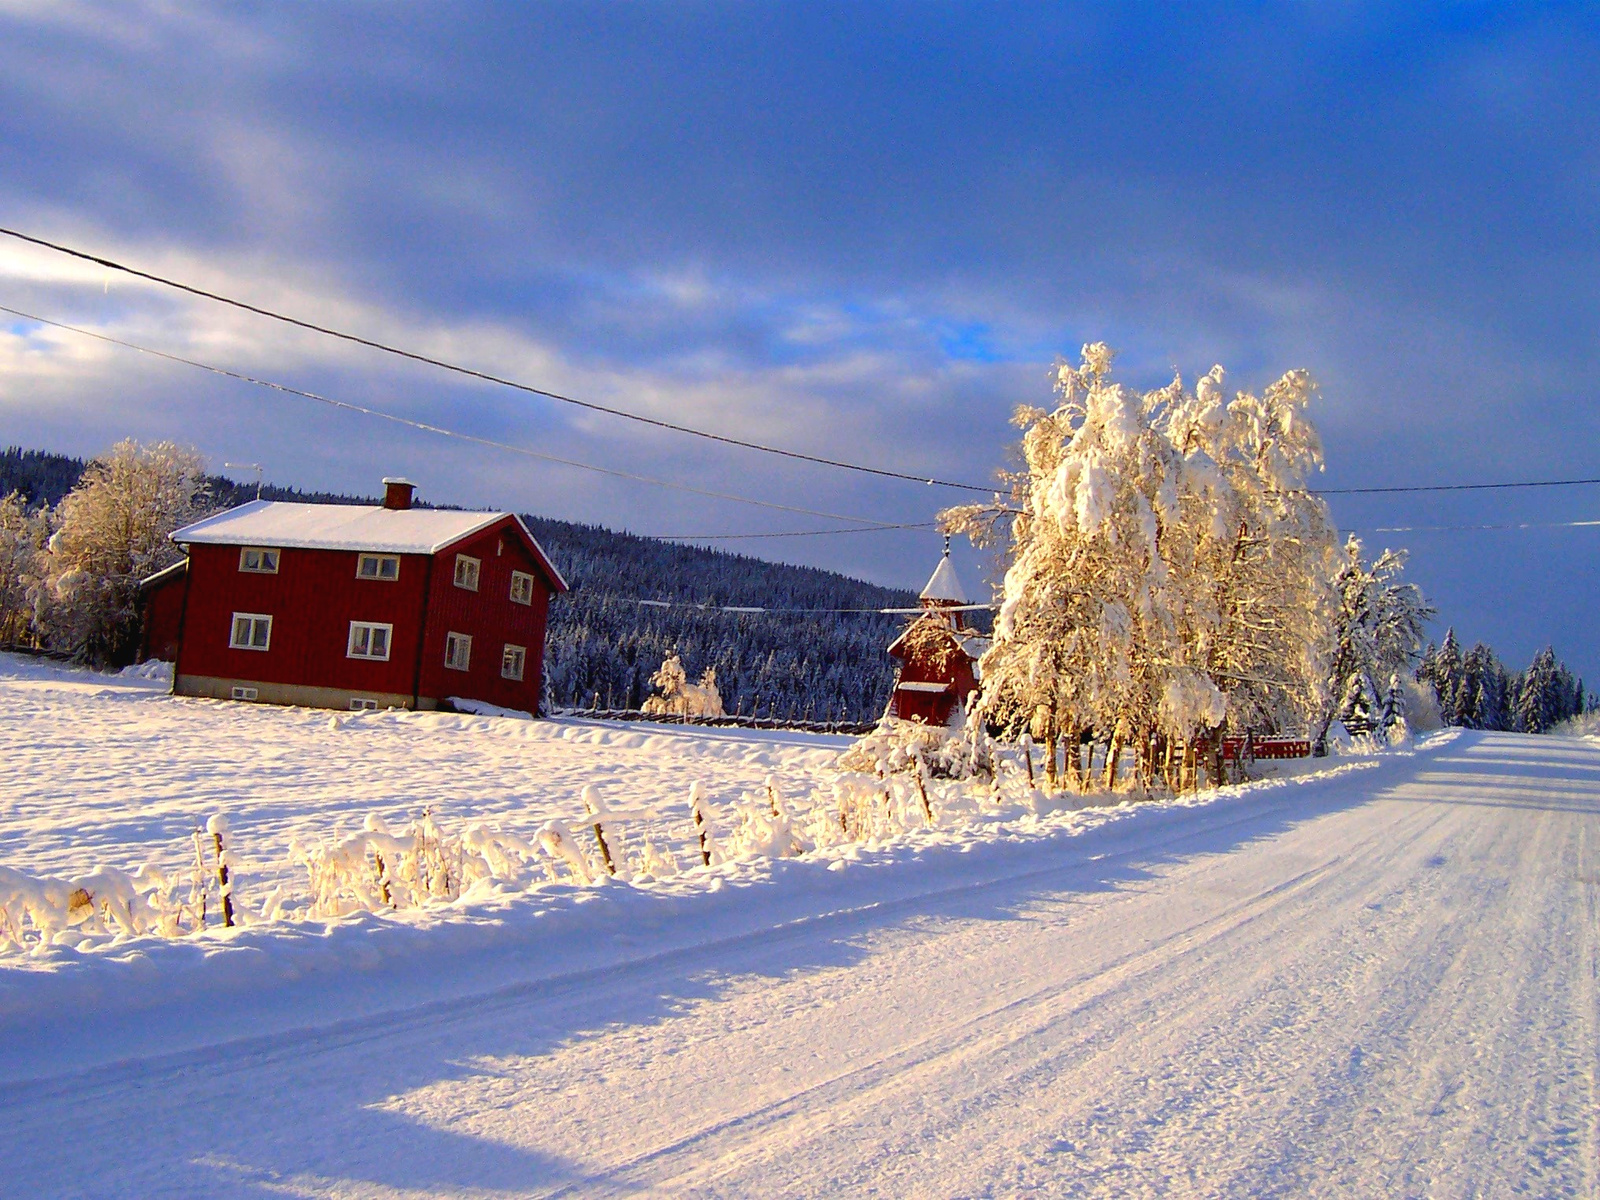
[641,653,726,719]
[36,440,208,664]
[944,343,1339,788]
[1378,673,1407,743]
[1513,646,1578,734]
[1419,628,1465,721]
[1313,536,1433,753]
[0,491,50,647]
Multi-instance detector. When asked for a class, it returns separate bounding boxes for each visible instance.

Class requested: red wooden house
[886,550,989,726]
[147,479,567,713]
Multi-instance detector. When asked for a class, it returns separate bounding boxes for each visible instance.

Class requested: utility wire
[0,226,994,493]
[0,303,912,529]
[649,522,938,540]
[616,596,997,615]
[1320,479,1600,496]
[1352,518,1600,534]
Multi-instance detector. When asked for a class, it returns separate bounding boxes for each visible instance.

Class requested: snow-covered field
[1,653,1596,1197]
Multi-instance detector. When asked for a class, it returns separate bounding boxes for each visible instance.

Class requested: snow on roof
[957,634,991,660]
[138,558,189,590]
[920,554,968,605]
[171,500,512,555]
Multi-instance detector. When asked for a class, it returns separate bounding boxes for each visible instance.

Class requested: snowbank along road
[0,661,1596,1196]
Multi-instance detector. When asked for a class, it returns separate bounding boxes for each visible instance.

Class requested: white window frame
[509,570,535,606]
[231,686,259,701]
[356,553,400,581]
[502,643,526,681]
[349,697,380,711]
[444,631,472,671]
[229,612,272,651]
[453,554,480,592]
[238,547,280,574]
[347,621,394,662]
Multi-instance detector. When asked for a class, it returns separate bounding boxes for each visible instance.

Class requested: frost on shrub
[0,862,190,951]
[290,810,590,918]
[641,653,725,719]
[837,717,997,782]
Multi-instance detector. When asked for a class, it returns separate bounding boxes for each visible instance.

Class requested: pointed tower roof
[920,544,968,606]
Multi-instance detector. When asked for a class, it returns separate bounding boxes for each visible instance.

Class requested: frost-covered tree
[36,440,208,664]
[1313,536,1433,753]
[641,653,726,719]
[944,343,1338,787]
[0,491,50,647]
[1419,628,1465,721]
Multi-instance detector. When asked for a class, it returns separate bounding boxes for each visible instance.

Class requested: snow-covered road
[4,730,1595,1198]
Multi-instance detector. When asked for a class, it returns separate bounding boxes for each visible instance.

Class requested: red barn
[154,478,567,713]
[886,550,989,726]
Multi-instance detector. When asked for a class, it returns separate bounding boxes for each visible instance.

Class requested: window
[231,686,259,701]
[502,644,526,681]
[229,612,272,651]
[509,570,535,606]
[444,631,472,671]
[239,547,280,574]
[357,554,400,581]
[349,697,380,711]
[453,554,480,591]
[347,621,394,661]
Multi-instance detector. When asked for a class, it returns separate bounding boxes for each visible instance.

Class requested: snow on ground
[1,653,1596,1196]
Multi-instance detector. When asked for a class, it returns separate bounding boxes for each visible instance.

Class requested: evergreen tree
[1429,628,1464,721]
[1514,647,1571,734]
[1464,643,1510,731]
[1338,670,1378,737]
[1315,537,1432,752]
[1379,673,1407,741]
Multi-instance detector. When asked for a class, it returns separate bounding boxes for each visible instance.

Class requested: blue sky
[1,2,1597,680]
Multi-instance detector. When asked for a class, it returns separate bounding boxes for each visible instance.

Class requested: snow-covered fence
[4,716,1308,957]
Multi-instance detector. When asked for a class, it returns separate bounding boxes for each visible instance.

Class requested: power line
[0,226,994,493]
[1352,518,1600,534]
[649,522,938,540]
[0,303,914,530]
[1320,478,1600,496]
[617,596,997,615]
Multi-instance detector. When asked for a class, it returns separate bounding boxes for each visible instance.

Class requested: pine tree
[1514,647,1567,734]
[1464,643,1510,731]
[1313,537,1432,753]
[1379,673,1407,741]
[1339,670,1378,737]
[1431,628,1464,722]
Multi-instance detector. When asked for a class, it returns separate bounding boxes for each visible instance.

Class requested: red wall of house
[416,518,553,712]
[139,569,188,663]
[174,516,560,711]
[176,542,434,698]
[889,631,979,725]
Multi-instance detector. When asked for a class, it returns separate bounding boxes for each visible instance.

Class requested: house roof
[920,554,968,605]
[886,612,986,660]
[171,500,568,591]
[138,558,189,590]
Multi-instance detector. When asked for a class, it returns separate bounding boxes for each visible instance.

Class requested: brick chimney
[382,478,416,510]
